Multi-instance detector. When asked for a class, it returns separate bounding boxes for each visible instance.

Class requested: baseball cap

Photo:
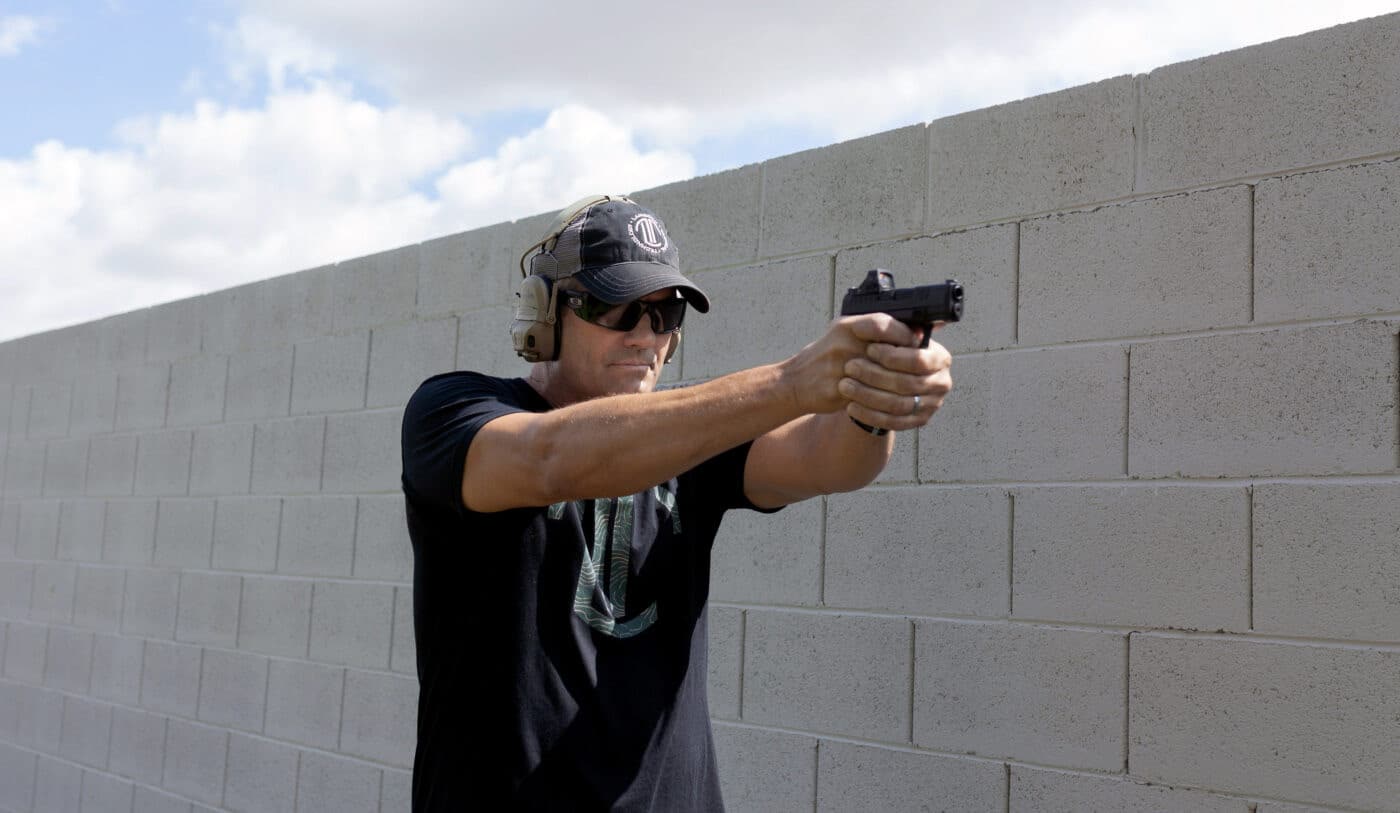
[521,195,711,313]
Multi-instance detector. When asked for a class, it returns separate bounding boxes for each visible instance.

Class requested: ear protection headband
[510,194,681,365]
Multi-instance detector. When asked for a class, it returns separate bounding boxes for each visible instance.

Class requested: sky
[2,1,1397,343]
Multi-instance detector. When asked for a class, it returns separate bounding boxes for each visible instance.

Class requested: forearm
[531,363,802,502]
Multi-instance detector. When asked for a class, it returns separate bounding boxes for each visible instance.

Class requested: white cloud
[230,0,1400,146]
[0,15,52,57]
[0,88,695,342]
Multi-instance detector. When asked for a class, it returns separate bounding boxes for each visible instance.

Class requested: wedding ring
[912,394,921,414]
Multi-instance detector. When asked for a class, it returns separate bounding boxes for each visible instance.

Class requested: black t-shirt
[401,371,772,812]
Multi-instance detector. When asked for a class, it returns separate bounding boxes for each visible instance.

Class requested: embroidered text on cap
[627,213,668,254]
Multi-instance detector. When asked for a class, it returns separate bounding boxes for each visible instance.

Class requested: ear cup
[511,275,560,362]
[663,329,681,364]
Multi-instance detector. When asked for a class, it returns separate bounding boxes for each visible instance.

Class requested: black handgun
[838,269,964,435]
[839,269,964,348]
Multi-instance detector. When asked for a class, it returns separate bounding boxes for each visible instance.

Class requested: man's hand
[840,322,952,432]
[779,314,953,430]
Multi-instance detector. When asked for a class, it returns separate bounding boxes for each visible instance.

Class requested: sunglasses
[563,291,687,334]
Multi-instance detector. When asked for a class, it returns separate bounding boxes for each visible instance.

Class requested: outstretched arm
[743,320,952,509]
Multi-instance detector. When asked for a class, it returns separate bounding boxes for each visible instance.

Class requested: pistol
[838,269,965,435]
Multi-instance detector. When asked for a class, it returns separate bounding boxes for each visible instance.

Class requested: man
[401,195,952,811]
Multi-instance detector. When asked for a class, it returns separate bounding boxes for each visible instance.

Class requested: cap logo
[627,213,669,254]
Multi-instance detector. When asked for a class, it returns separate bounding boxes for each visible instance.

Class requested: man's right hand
[779,313,928,415]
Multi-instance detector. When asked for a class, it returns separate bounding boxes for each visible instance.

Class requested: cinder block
[122,568,179,639]
[708,606,742,720]
[86,435,137,497]
[59,695,112,767]
[309,581,393,669]
[1132,634,1400,810]
[3,440,44,498]
[368,318,457,409]
[382,769,411,813]
[0,743,36,813]
[27,381,72,440]
[33,757,81,813]
[225,732,298,813]
[390,585,415,674]
[1013,486,1250,630]
[817,741,1004,812]
[913,621,1125,771]
[0,562,34,619]
[42,625,91,693]
[837,225,1017,355]
[920,345,1127,482]
[30,562,77,624]
[340,669,416,767]
[175,572,240,647]
[417,226,515,319]
[91,633,144,705]
[3,622,46,684]
[203,268,334,355]
[163,718,228,806]
[103,499,157,563]
[140,640,201,717]
[712,723,817,813]
[114,364,169,431]
[1020,187,1252,343]
[264,658,344,749]
[683,255,832,381]
[17,499,60,559]
[74,566,125,632]
[744,611,909,741]
[1256,159,1400,321]
[250,417,325,495]
[321,408,403,494]
[331,244,420,334]
[290,332,369,415]
[92,310,147,369]
[1010,765,1247,812]
[1141,14,1400,191]
[197,649,267,732]
[133,430,193,496]
[632,165,763,272]
[109,706,167,784]
[454,306,529,379]
[70,371,118,436]
[0,500,14,559]
[277,496,355,577]
[167,355,227,427]
[296,751,380,813]
[710,497,822,606]
[43,437,88,496]
[6,384,29,439]
[762,125,926,256]
[146,294,204,363]
[57,499,105,561]
[929,76,1136,227]
[136,787,194,813]
[212,497,281,572]
[153,498,215,568]
[189,424,252,497]
[14,685,63,752]
[1255,483,1400,641]
[238,577,312,658]
[826,486,1008,617]
[1130,323,1396,477]
[353,495,412,581]
[80,770,136,813]
[225,346,293,420]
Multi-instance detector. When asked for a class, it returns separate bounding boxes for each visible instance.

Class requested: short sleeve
[680,440,784,515]
[400,373,536,515]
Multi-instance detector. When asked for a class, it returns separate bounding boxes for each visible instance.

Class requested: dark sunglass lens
[653,299,686,332]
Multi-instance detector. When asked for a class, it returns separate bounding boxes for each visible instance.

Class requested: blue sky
[2,1,1397,342]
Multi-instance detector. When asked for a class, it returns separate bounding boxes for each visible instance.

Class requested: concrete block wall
[1,12,1397,812]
